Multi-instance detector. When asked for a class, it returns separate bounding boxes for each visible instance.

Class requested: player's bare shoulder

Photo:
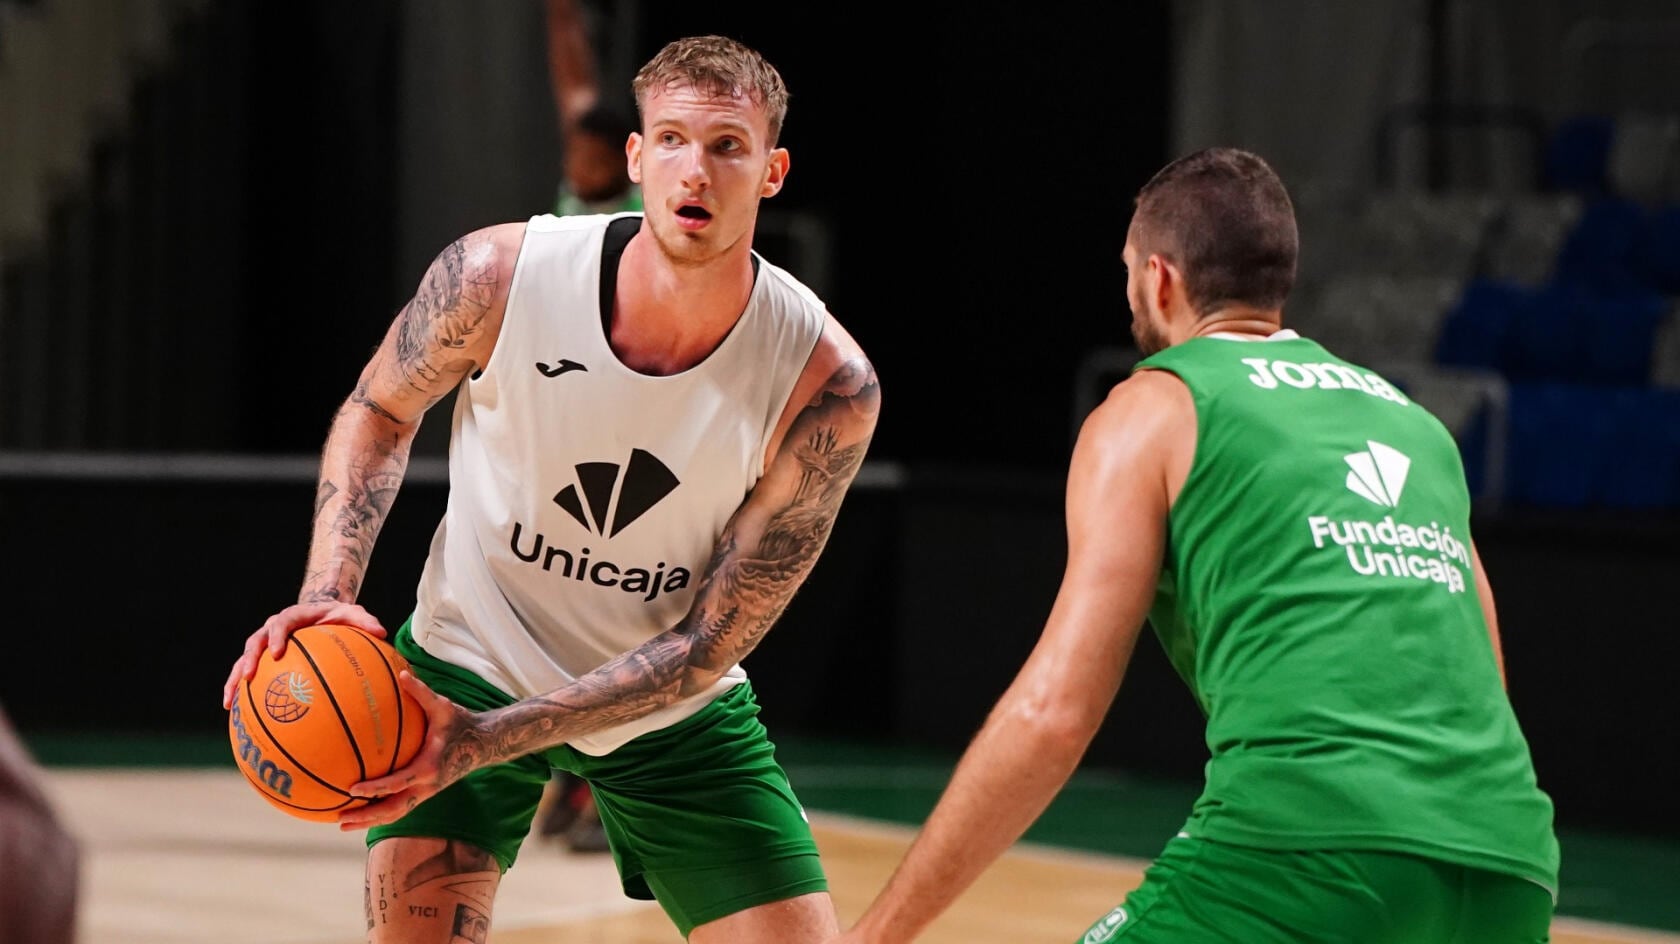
[1077,367,1195,503]
[767,312,881,467]
[807,312,881,418]
[394,223,526,373]
[358,221,533,420]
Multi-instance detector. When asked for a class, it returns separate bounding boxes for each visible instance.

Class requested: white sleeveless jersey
[411,212,826,754]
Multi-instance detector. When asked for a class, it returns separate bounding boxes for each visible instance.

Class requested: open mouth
[676,205,712,221]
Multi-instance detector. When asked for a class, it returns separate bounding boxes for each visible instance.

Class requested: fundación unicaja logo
[1306,438,1470,594]
[1343,440,1411,508]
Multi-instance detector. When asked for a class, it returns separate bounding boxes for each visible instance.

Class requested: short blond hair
[632,35,790,145]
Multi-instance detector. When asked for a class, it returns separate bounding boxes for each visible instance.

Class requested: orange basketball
[227,623,427,822]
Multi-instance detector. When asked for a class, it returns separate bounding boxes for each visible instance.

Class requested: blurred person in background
[546,0,642,220]
[224,33,877,944]
[0,701,79,944]
[836,147,1557,944]
[532,0,639,856]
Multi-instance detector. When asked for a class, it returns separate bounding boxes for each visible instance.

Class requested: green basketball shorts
[367,620,828,937]
[1078,836,1553,944]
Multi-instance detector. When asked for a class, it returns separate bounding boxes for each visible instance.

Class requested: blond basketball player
[222,35,878,944]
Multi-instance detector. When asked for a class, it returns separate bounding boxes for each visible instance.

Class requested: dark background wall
[185,0,1172,470]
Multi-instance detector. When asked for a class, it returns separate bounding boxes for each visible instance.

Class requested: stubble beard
[1132,314,1168,356]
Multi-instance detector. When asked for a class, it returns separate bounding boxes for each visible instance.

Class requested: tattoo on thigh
[451,904,490,943]
[403,842,496,892]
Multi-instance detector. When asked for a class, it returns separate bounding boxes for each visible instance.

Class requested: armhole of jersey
[760,310,828,480]
[468,218,540,388]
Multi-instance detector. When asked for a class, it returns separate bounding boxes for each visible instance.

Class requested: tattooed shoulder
[814,354,882,418]
[392,232,506,395]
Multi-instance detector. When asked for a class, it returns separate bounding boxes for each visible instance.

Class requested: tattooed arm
[222,224,523,708]
[341,317,881,813]
[298,229,514,606]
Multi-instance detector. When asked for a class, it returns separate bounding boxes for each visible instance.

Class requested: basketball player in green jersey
[836,148,1559,943]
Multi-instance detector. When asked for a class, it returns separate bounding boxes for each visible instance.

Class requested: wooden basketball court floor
[40,768,1680,944]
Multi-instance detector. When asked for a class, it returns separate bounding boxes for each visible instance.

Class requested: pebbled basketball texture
[227,623,426,822]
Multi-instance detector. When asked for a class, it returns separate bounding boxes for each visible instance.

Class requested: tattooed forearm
[459,357,880,766]
[301,424,410,603]
[349,380,401,423]
[441,632,696,781]
[313,480,339,519]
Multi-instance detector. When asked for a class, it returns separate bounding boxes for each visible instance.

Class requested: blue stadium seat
[1636,205,1680,295]
[1507,384,1598,508]
[1553,197,1651,296]
[1434,278,1531,373]
[1508,283,1669,386]
[1542,114,1616,194]
[1507,384,1680,509]
[1436,276,1667,386]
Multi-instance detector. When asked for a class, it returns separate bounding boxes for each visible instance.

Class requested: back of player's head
[1130,147,1298,316]
[633,35,790,146]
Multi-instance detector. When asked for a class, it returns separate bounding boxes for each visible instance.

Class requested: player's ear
[760,148,789,198]
[627,132,644,184]
[1151,254,1177,314]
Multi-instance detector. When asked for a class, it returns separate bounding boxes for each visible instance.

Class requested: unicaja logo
[553,448,679,537]
[509,448,693,603]
[1344,440,1410,507]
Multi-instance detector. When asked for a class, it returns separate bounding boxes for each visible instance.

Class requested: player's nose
[680,146,711,190]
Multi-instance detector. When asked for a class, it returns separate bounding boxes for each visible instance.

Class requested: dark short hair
[575,104,637,145]
[1130,147,1298,315]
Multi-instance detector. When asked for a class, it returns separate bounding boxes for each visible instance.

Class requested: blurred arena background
[1,0,1677,941]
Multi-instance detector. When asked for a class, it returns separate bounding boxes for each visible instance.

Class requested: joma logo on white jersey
[1307,440,1469,594]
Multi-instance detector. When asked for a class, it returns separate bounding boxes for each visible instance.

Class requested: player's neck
[610,232,757,376]
[1185,307,1284,343]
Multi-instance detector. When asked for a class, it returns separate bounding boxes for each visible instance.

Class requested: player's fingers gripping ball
[227,624,427,821]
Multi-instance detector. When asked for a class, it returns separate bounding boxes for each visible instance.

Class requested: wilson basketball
[227,623,426,822]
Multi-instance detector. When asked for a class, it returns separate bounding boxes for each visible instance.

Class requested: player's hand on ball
[221,602,387,709]
[337,670,478,831]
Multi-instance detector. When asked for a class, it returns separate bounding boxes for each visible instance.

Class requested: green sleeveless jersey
[1134,334,1558,893]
